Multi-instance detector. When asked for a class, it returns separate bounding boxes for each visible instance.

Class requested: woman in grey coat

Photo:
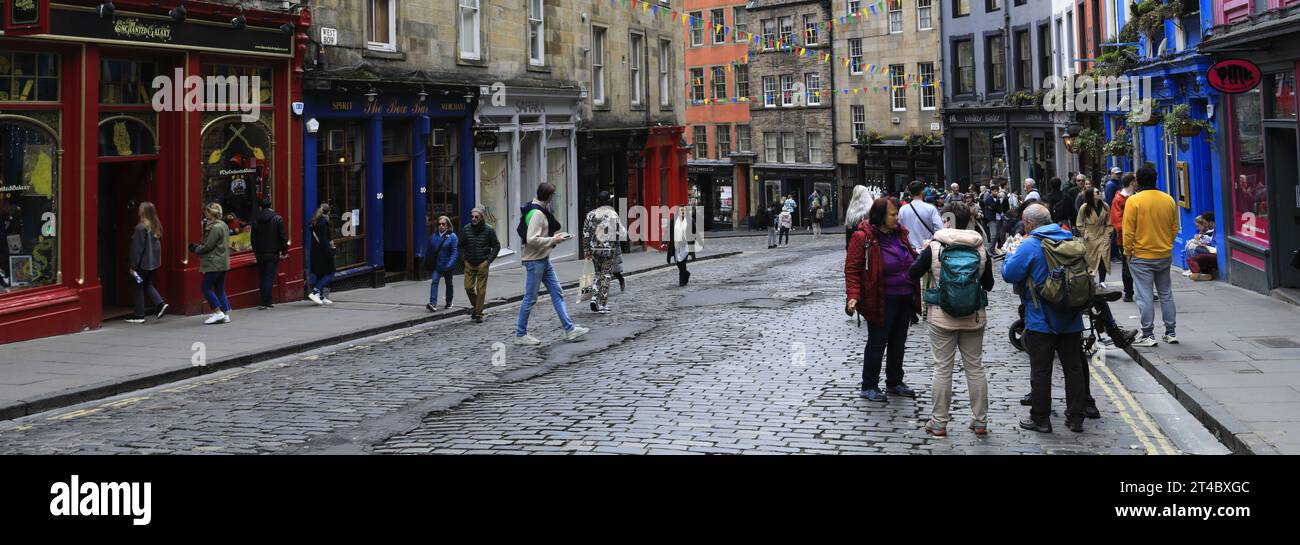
[127,202,168,323]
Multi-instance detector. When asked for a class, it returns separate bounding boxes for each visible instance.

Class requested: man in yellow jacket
[1122,164,1181,347]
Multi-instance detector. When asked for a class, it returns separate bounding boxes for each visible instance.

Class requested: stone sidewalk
[1116,271,1300,454]
[0,246,741,421]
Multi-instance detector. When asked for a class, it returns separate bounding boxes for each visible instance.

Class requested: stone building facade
[837,0,945,197]
[303,0,687,281]
[747,0,837,228]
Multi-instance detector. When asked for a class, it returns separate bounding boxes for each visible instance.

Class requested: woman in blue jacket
[425,215,459,312]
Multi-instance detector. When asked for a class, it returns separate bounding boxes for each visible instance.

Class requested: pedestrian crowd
[844,162,1185,436]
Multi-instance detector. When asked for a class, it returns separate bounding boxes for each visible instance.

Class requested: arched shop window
[0,117,59,293]
[97,116,158,157]
[200,117,273,253]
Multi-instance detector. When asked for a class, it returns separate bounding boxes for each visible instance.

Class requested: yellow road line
[48,408,103,421]
[100,396,150,409]
[1088,347,1178,455]
[1092,351,1179,455]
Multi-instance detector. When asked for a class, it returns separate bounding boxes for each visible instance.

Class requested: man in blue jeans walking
[1122,164,1180,346]
[514,182,589,346]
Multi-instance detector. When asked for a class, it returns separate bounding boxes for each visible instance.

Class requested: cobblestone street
[0,236,1222,455]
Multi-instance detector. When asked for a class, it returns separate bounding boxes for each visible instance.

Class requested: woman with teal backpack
[908,202,995,437]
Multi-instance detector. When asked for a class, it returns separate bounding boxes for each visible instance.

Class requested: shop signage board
[2,0,51,35]
[1207,59,1263,95]
[43,6,292,57]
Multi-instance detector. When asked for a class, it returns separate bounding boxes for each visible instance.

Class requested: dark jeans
[257,255,279,307]
[200,271,231,313]
[778,227,790,245]
[1097,262,1107,284]
[1120,256,1133,297]
[131,268,164,318]
[1024,330,1086,423]
[676,260,690,286]
[863,294,913,391]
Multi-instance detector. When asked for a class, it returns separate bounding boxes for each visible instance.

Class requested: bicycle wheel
[1008,319,1026,352]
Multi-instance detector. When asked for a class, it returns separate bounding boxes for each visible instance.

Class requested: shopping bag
[577,258,595,302]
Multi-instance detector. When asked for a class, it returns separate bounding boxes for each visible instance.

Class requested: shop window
[478,152,510,250]
[202,118,273,253]
[1231,87,1267,244]
[317,123,367,270]
[203,64,273,106]
[0,117,59,293]
[427,126,460,230]
[97,115,157,157]
[547,147,569,234]
[100,59,158,105]
[1267,71,1297,120]
[0,50,60,102]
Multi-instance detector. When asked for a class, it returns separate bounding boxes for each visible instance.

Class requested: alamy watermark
[151,68,262,122]
[1042,75,1154,123]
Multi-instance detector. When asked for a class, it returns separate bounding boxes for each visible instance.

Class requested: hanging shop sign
[44,6,292,57]
[1207,59,1262,95]
[474,128,499,151]
[2,0,51,35]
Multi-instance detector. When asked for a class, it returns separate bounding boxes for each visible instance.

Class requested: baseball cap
[1110,167,1122,175]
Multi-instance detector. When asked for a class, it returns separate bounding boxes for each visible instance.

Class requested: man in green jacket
[459,207,501,323]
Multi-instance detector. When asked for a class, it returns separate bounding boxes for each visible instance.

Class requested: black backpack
[516,204,560,242]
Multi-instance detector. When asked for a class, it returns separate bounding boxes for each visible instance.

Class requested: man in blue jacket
[1001,203,1088,434]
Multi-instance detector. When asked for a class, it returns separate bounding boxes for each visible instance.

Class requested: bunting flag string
[681,80,944,106]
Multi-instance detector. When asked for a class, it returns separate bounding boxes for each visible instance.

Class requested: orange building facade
[684,0,755,231]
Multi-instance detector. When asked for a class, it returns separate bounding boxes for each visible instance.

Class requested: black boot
[1084,396,1101,419]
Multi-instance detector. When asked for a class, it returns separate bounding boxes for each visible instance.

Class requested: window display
[201,118,273,252]
[0,50,60,102]
[0,118,58,293]
[547,147,568,233]
[427,126,460,229]
[479,152,509,250]
[317,122,367,270]
[1231,87,1268,244]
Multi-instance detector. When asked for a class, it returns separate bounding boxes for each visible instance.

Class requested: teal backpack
[923,244,987,317]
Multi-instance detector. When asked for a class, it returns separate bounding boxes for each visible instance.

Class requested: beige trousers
[928,323,989,426]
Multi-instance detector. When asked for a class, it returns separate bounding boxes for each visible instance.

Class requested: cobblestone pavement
[0,235,1212,454]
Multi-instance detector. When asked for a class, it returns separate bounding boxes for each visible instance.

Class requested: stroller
[1007,289,1124,419]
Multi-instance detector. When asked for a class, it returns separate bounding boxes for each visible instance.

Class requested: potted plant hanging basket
[1176,125,1203,137]
[1139,113,1162,127]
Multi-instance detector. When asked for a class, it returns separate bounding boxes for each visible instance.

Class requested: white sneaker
[514,334,542,346]
[222,312,231,324]
[597,305,611,314]
[564,325,590,342]
[322,298,334,305]
[1162,334,1179,344]
[204,312,226,325]
[307,292,323,305]
[1132,335,1158,347]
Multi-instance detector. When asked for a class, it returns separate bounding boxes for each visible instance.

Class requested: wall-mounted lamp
[169,2,187,23]
[464,90,475,104]
[279,23,295,35]
[417,88,428,102]
[365,87,378,103]
[97,1,115,18]
[231,8,247,30]
[306,118,320,134]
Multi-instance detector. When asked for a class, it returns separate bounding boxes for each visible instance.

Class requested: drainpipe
[1003,7,1014,187]
[826,1,839,218]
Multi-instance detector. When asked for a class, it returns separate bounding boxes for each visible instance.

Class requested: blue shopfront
[1106,51,1227,277]
[301,89,476,288]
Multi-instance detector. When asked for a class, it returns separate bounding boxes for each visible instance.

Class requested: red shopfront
[0,1,308,343]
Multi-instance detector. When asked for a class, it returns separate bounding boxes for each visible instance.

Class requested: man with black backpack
[1001,203,1092,434]
[513,183,589,346]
